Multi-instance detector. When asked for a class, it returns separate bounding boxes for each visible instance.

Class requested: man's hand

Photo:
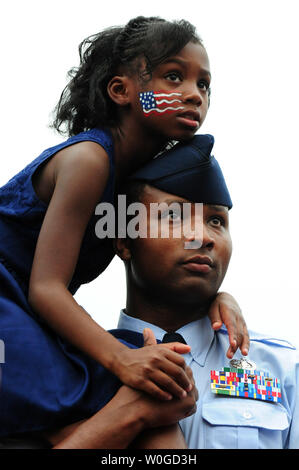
[208,292,250,358]
[112,328,192,401]
[51,329,197,449]
[115,365,198,430]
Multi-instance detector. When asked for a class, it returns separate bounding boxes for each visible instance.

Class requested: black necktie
[162,332,186,344]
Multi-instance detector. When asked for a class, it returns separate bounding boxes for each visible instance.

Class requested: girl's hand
[115,366,198,430]
[112,328,193,401]
[208,292,250,359]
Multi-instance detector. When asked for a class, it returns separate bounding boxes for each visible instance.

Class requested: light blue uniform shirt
[118,310,299,449]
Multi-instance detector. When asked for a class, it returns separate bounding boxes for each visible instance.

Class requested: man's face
[119,185,232,307]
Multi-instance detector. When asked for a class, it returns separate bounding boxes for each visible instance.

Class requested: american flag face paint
[139,90,184,116]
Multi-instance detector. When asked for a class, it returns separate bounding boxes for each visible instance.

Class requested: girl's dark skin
[46,335,197,449]
[28,41,249,405]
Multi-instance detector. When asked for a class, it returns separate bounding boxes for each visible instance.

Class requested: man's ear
[114,237,131,261]
[107,76,132,106]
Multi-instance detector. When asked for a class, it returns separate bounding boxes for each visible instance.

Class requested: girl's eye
[198,80,210,92]
[165,72,182,83]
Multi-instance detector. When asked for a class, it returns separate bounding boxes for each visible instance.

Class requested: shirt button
[243,410,252,419]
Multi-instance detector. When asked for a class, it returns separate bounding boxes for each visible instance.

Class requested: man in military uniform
[115,134,299,449]
[4,134,297,449]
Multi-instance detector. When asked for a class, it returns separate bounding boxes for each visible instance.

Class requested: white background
[1,0,298,348]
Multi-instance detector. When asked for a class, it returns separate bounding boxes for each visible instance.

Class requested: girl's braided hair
[52,16,203,136]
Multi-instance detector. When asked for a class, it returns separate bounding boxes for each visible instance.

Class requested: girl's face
[130,41,211,142]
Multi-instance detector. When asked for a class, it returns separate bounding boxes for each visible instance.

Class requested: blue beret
[130,134,232,209]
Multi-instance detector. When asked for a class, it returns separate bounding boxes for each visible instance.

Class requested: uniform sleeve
[286,353,299,448]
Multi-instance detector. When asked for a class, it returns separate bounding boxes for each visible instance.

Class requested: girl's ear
[107,76,132,106]
[114,237,131,261]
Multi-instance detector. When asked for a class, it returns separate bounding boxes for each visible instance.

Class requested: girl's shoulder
[47,128,114,204]
[3,127,114,186]
[40,127,114,169]
[0,128,115,217]
[34,139,111,206]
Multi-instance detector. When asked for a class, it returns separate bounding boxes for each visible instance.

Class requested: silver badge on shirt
[229,357,257,371]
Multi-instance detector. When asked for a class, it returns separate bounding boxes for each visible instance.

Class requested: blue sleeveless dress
[0,128,142,437]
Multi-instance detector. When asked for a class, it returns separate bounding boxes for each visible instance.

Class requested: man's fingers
[143,328,157,347]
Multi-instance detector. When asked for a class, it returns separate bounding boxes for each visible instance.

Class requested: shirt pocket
[202,398,289,449]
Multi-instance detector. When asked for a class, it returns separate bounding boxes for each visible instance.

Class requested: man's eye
[210,217,224,227]
[165,72,182,83]
[165,210,182,221]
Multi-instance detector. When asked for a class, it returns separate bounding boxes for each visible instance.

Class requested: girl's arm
[46,330,196,449]
[28,142,191,401]
[208,292,250,358]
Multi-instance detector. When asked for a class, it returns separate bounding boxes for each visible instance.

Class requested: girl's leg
[42,420,85,447]
[130,424,187,449]
[42,383,195,449]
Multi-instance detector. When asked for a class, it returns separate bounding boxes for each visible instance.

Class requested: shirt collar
[117,309,215,367]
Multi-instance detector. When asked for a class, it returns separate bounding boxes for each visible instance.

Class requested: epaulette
[218,325,297,350]
[250,333,296,350]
